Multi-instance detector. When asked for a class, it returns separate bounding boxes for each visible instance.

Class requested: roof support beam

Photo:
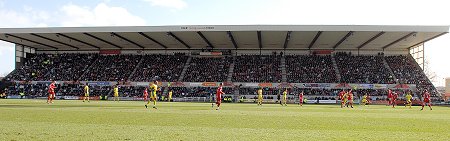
[167,32,190,49]
[0,39,32,49]
[138,32,167,49]
[196,31,214,48]
[227,31,238,49]
[308,31,322,49]
[111,32,144,49]
[357,32,385,49]
[30,33,79,50]
[408,32,448,49]
[283,31,292,49]
[4,34,58,49]
[382,32,417,49]
[83,33,122,49]
[333,31,353,49]
[257,31,262,49]
[56,33,100,49]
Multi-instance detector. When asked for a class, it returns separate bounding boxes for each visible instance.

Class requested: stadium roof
[0,25,448,51]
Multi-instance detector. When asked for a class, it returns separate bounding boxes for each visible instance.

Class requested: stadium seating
[6,54,54,81]
[233,55,282,82]
[239,87,282,96]
[116,86,143,97]
[3,52,441,100]
[115,85,165,98]
[81,54,141,81]
[49,54,99,81]
[183,57,232,82]
[6,54,98,81]
[335,52,395,84]
[130,54,188,82]
[286,55,338,83]
[385,55,438,96]
[168,87,233,97]
[6,82,441,102]
[58,83,83,96]
[7,83,53,97]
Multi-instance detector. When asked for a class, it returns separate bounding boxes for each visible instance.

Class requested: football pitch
[0,99,449,141]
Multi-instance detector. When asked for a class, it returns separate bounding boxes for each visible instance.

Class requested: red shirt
[144,89,148,96]
[48,83,55,93]
[299,93,303,99]
[392,94,398,100]
[338,91,345,100]
[388,90,392,98]
[216,86,223,99]
[347,92,353,100]
[423,92,430,100]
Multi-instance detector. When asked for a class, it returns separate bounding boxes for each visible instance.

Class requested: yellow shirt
[406,94,412,101]
[150,84,158,94]
[169,91,172,99]
[114,87,118,95]
[283,91,287,97]
[84,86,89,94]
[257,89,263,97]
[362,95,367,100]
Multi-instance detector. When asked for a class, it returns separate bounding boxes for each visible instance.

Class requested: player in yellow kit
[343,91,349,107]
[404,91,413,108]
[83,84,90,102]
[113,85,119,102]
[168,90,173,102]
[361,94,368,106]
[145,80,159,109]
[257,87,263,106]
[282,88,288,106]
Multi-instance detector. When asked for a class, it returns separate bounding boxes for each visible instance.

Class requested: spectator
[233,55,282,82]
[7,53,98,81]
[130,54,188,82]
[286,55,337,83]
[335,52,395,84]
[385,55,438,96]
[81,54,141,81]
[183,56,232,82]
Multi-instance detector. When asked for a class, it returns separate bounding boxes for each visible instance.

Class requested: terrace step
[178,56,192,81]
[331,55,342,82]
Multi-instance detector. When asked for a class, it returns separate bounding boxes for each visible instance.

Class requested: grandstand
[0,25,448,103]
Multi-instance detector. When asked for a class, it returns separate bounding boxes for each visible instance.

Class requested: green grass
[0,99,449,141]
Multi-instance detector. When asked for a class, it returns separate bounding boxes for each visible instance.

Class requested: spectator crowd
[233,55,282,82]
[385,55,438,96]
[6,53,98,81]
[81,54,141,81]
[183,56,232,82]
[3,53,441,100]
[130,54,188,82]
[335,52,395,84]
[286,55,338,83]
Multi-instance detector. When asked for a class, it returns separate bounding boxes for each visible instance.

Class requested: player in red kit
[143,88,149,102]
[338,89,346,108]
[47,81,56,104]
[391,92,398,108]
[421,90,432,110]
[215,83,225,110]
[387,89,393,106]
[347,89,354,108]
[299,91,304,107]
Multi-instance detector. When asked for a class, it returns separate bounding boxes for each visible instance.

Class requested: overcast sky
[0,0,449,86]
